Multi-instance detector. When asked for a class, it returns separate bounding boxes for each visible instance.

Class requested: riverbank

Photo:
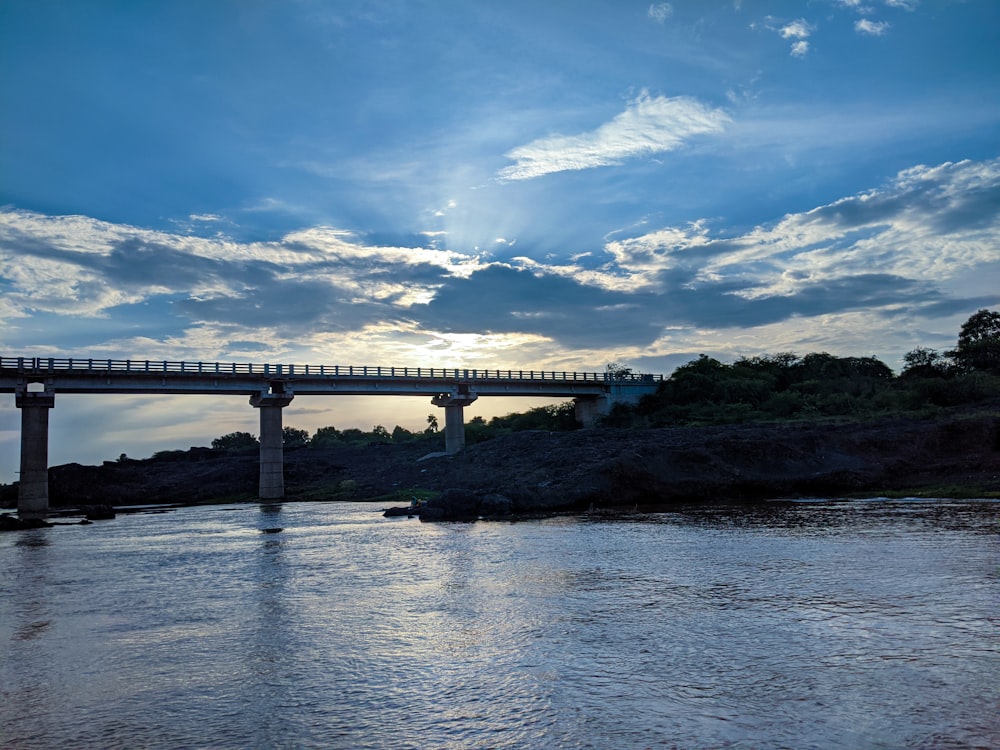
[2,407,998,519]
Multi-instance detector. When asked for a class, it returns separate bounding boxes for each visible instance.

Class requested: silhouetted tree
[211,431,258,451]
[901,347,949,378]
[339,428,366,444]
[311,426,341,446]
[283,426,309,448]
[605,361,633,380]
[391,425,415,442]
[489,402,578,432]
[948,308,1000,374]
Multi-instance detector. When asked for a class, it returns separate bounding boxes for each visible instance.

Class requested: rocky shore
[2,408,998,520]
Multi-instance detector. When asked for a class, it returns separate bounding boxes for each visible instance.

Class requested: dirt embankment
[3,410,999,517]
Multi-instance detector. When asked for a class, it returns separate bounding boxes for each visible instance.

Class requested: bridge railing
[1,357,663,383]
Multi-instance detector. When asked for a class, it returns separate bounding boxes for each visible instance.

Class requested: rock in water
[0,514,54,531]
[82,504,116,520]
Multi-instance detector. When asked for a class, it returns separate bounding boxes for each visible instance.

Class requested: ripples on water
[1,498,997,749]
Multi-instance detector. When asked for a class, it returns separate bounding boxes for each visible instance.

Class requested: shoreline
[3,407,998,521]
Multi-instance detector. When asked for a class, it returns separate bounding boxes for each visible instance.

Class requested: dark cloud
[228,340,273,352]
[174,278,394,332]
[409,264,947,349]
[928,183,1000,234]
[898,295,1000,320]
[411,265,666,348]
[100,238,278,290]
[803,160,1000,235]
[3,299,185,351]
[676,274,942,330]
[805,192,912,230]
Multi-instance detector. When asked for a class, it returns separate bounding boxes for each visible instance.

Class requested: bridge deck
[0,357,662,398]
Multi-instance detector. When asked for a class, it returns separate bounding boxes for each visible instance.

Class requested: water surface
[2,499,997,749]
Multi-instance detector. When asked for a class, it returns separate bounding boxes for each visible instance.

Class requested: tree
[283,426,309,448]
[339,428,366,444]
[391,425,414,442]
[605,361,633,380]
[211,431,258,451]
[311,425,341,446]
[665,355,728,402]
[949,308,1000,374]
[425,414,439,433]
[901,347,948,378]
[371,424,391,441]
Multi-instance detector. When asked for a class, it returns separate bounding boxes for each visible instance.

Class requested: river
[1,499,997,749]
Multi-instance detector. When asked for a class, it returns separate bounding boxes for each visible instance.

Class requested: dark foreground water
[1,499,997,750]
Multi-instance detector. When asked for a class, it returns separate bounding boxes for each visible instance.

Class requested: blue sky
[1,0,999,477]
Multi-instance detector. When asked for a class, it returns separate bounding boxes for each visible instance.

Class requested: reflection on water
[1,499,998,749]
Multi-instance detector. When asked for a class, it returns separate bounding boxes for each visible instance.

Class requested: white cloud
[497,93,730,181]
[780,19,814,39]
[855,18,890,35]
[883,0,917,9]
[647,3,673,24]
[752,16,813,57]
[601,158,1000,305]
[0,211,485,325]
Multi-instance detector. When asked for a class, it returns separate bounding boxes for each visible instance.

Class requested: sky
[1,0,999,480]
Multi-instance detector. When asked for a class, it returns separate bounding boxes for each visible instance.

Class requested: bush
[311,426,341,446]
[283,427,309,448]
[391,425,416,442]
[211,432,258,451]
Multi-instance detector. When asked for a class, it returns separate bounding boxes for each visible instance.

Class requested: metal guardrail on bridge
[1,357,663,383]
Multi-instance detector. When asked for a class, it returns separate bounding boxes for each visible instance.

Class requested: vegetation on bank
[606,308,1000,427]
[204,400,580,456]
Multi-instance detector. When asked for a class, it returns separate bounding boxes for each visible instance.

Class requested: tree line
[209,401,580,452]
[209,308,1000,449]
[605,308,1000,427]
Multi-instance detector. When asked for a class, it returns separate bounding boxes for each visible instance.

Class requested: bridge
[1,356,663,518]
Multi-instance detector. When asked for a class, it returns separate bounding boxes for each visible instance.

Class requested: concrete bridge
[1,356,663,518]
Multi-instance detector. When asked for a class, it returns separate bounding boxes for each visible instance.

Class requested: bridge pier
[250,390,294,500]
[16,388,55,519]
[431,390,478,454]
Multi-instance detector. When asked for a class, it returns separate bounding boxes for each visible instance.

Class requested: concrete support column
[574,395,610,428]
[250,390,294,500]
[431,390,478,454]
[16,389,55,519]
[443,403,466,453]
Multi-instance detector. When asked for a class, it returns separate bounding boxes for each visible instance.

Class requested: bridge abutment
[250,391,294,500]
[16,388,55,519]
[574,395,611,428]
